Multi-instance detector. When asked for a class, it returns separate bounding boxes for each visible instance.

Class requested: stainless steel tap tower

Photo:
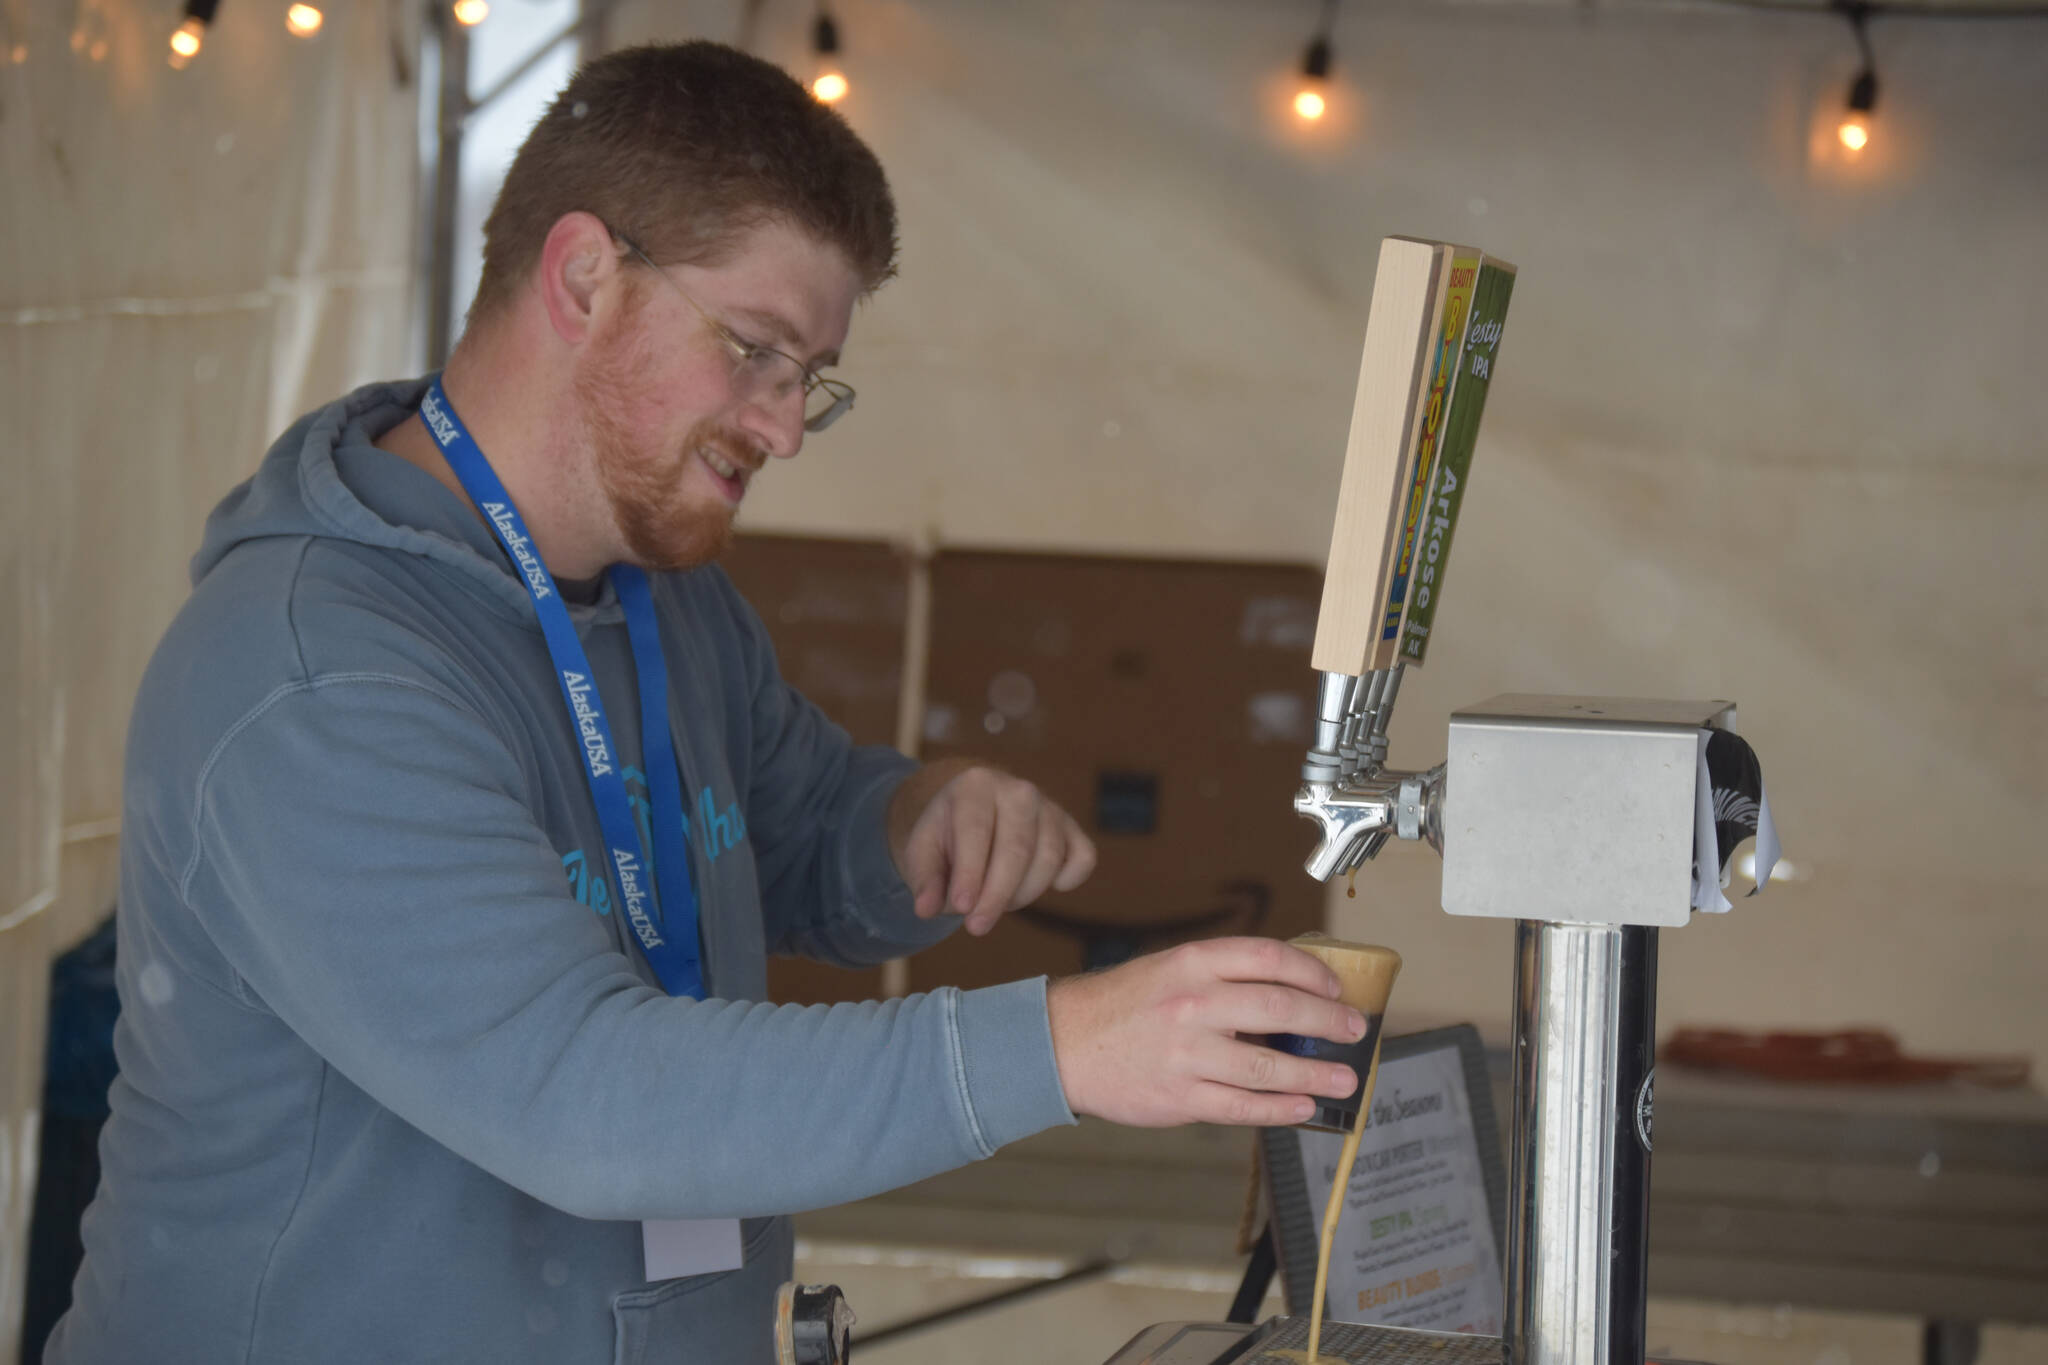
[1101,683,1757,1365]
[1297,687,1738,1365]
[1098,239,1770,1365]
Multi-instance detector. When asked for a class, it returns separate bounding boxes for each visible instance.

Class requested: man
[49,42,1367,1364]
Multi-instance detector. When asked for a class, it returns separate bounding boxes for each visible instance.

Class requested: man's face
[573,220,863,572]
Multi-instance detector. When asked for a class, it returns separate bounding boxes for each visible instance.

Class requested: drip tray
[1240,1319,1505,1364]
[1100,1318,1503,1365]
[1100,1319,1715,1365]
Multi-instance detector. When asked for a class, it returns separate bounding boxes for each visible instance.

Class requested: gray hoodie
[48,378,1074,1365]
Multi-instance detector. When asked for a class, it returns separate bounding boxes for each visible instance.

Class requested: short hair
[470,41,898,327]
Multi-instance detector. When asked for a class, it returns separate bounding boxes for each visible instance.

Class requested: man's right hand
[1044,937,1368,1128]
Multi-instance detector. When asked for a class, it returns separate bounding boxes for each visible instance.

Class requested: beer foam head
[1289,932,1401,1014]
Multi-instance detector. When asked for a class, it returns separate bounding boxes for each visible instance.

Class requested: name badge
[642,1217,744,1281]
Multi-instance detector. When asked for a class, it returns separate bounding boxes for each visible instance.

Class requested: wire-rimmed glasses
[607,225,855,433]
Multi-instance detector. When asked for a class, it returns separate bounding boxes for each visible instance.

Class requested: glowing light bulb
[287,4,324,36]
[452,0,489,26]
[9,44,26,65]
[1291,29,1333,125]
[809,13,846,105]
[1836,67,1878,157]
[169,17,204,58]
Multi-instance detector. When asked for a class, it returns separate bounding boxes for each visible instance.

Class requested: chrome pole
[1503,920,1658,1365]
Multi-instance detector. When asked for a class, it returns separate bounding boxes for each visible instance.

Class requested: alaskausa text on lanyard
[420,378,705,1000]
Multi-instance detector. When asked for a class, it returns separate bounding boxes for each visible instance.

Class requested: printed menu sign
[1296,1045,1505,1334]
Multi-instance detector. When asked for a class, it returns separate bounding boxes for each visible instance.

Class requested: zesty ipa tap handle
[1397,255,1517,668]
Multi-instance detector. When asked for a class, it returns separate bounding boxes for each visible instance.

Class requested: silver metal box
[1441,695,1733,928]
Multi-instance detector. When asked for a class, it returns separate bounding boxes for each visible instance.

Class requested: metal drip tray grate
[1098,1319,1505,1365]
[1098,1318,1718,1365]
[1237,1319,1503,1365]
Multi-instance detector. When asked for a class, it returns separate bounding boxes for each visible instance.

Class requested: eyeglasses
[607,226,856,433]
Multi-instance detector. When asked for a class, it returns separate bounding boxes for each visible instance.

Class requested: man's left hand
[888,759,1097,936]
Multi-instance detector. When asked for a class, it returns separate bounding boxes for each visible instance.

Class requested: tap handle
[1395,255,1519,669]
[1368,248,1483,673]
[1310,238,1453,677]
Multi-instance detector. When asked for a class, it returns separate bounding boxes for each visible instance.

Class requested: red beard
[576,295,761,573]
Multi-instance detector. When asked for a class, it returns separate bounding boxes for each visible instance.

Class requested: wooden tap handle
[1310,237,1450,677]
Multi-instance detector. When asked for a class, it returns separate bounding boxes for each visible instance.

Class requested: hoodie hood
[191,375,566,623]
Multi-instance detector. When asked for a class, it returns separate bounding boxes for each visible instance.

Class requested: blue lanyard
[420,379,704,999]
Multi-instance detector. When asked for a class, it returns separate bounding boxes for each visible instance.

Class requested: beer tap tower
[1102,240,1763,1365]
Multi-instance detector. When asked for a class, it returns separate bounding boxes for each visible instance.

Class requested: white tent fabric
[615,0,2048,1063]
[0,2,417,1349]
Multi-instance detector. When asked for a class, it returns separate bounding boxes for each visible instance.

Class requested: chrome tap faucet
[1294,772,1401,882]
[1294,667,1440,881]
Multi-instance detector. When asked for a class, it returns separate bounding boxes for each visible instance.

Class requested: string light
[809,6,848,104]
[1293,1,1338,124]
[452,0,489,26]
[168,0,218,69]
[1834,3,1879,153]
[286,4,324,37]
